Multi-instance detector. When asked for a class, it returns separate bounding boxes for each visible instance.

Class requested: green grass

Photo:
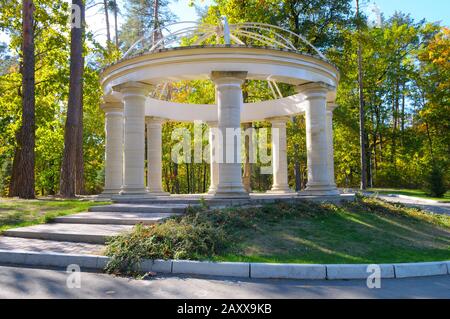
[368,188,450,202]
[105,196,450,274]
[0,198,111,232]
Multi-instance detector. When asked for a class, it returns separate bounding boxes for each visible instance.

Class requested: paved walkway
[374,194,450,216]
[0,237,104,255]
[0,265,448,299]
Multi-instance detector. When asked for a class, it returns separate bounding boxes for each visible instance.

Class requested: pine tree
[9,0,36,199]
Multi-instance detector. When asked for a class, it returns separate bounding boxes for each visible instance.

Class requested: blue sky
[170,0,450,25]
[373,0,449,25]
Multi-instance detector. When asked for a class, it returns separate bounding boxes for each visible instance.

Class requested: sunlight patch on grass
[0,198,110,232]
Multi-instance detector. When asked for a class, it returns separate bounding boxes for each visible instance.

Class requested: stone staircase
[0,203,189,257]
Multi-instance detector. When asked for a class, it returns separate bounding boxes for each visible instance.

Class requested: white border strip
[0,250,448,280]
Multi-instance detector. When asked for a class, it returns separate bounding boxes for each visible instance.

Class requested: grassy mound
[104,196,450,275]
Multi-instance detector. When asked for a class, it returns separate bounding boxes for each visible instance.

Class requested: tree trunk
[185,163,190,193]
[60,0,85,198]
[356,0,367,190]
[392,79,399,166]
[113,0,119,48]
[103,0,111,44]
[75,84,85,195]
[9,0,36,199]
[242,122,252,192]
[173,162,179,194]
[292,116,302,191]
[152,0,162,44]
[203,162,207,193]
[401,83,405,145]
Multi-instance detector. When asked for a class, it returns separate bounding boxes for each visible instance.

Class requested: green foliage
[424,165,447,198]
[105,207,229,275]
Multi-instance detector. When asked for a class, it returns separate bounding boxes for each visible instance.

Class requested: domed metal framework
[123,17,327,61]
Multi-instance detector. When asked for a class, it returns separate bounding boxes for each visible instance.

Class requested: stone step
[3,223,133,244]
[53,212,178,225]
[89,203,191,214]
[0,236,104,256]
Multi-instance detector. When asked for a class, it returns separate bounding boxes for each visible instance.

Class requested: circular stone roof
[101,45,339,122]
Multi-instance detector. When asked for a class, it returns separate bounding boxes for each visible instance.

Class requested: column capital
[297,82,335,99]
[206,121,218,127]
[266,116,290,124]
[145,116,167,125]
[327,103,338,112]
[210,71,247,86]
[101,101,123,114]
[113,81,153,97]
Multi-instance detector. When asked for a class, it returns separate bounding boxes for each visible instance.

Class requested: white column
[210,71,249,198]
[207,121,219,194]
[299,82,339,196]
[146,117,169,195]
[114,81,152,195]
[268,117,293,193]
[100,100,123,196]
[326,104,337,187]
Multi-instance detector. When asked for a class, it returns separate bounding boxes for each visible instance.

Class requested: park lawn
[105,197,450,274]
[0,198,110,232]
[368,188,450,202]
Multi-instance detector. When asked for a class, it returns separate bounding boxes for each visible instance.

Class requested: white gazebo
[99,20,340,199]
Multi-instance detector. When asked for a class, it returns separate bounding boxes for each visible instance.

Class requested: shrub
[104,208,229,275]
[104,200,333,275]
[423,165,447,198]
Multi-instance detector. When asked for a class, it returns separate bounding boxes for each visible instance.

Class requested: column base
[146,189,170,197]
[119,187,148,196]
[98,189,121,198]
[213,184,250,199]
[300,184,340,196]
[267,186,295,194]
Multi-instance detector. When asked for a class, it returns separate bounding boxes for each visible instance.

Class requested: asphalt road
[0,265,449,299]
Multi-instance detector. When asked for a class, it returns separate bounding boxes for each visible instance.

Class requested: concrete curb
[394,262,448,278]
[172,260,249,277]
[326,264,395,279]
[0,250,448,280]
[251,263,326,279]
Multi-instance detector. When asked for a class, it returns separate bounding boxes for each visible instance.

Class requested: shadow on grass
[216,198,450,264]
[0,212,35,227]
